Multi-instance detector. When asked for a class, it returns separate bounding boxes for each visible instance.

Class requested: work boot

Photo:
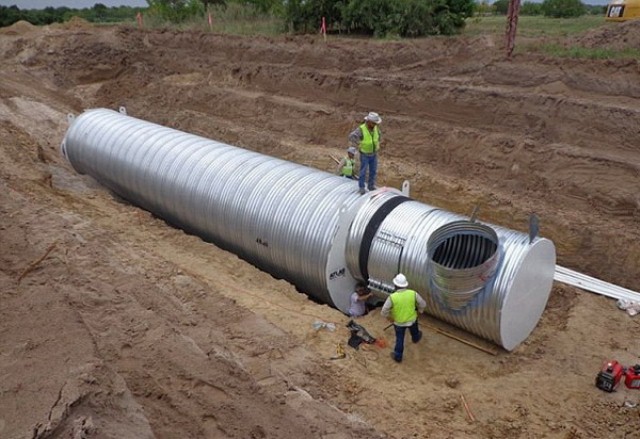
[359,187,366,195]
[390,352,402,363]
[368,185,377,191]
[412,331,423,344]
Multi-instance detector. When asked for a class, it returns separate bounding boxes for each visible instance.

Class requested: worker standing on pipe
[336,147,357,179]
[381,273,426,363]
[348,112,382,195]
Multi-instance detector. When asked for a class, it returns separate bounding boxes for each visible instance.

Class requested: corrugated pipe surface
[345,200,555,348]
[61,109,556,350]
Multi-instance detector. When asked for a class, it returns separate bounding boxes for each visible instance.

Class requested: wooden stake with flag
[320,16,327,42]
[136,11,144,29]
[208,12,213,31]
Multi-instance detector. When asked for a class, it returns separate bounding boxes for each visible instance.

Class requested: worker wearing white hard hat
[348,112,382,195]
[381,273,427,363]
[364,112,382,124]
[336,146,357,179]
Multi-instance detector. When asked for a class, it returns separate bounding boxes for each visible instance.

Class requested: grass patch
[125,8,618,45]
[144,3,284,36]
[464,15,608,37]
[207,4,283,36]
[527,43,640,59]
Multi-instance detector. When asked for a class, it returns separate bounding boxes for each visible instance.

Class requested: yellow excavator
[605,0,640,21]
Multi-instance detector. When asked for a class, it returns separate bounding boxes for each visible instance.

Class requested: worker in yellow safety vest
[348,111,381,195]
[381,273,427,363]
[336,147,357,179]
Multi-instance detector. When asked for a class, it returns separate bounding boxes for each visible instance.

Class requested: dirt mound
[572,19,640,49]
[0,20,36,35]
[62,16,92,30]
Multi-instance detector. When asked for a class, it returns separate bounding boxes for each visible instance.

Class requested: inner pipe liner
[428,220,500,310]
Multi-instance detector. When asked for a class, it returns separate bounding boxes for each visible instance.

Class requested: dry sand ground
[1,18,640,439]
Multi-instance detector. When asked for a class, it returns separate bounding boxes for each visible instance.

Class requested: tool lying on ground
[330,343,346,360]
[346,320,376,349]
[595,360,640,392]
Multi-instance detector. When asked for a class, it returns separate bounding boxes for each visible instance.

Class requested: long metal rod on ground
[422,323,498,356]
[554,265,640,302]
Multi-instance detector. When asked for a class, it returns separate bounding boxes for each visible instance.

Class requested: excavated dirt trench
[1,19,639,439]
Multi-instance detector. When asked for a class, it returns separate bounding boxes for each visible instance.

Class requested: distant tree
[285,0,345,34]
[62,8,81,22]
[492,0,509,15]
[201,0,227,10]
[475,0,492,15]
[238,0,283,14]
[584,4,606,14]
[520,1,542,15]
[105,5,144,23]
[92,3,108,21]
[449,0,475,21]
[40,6,60,24]
[0,5,21,27]
[0,2,142,27]
[269,0,473,36]
[146,0,203,22]
[542,0,585,17]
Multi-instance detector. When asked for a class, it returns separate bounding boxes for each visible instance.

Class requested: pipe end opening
[428,221,500,309]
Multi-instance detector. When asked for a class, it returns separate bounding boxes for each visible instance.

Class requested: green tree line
[143,0,475,35]
[1,0,475,37]
[0,3,146,27]
[284,0,474,36]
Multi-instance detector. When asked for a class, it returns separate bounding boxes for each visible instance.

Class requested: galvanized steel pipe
[61,109,556,350]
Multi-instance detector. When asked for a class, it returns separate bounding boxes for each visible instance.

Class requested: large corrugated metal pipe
[60,109,556,351]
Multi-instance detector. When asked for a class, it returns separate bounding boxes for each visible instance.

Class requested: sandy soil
[1,18,640,439]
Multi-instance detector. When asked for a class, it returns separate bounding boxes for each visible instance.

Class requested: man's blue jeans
[359,153,377,190]
[392,321,421,362]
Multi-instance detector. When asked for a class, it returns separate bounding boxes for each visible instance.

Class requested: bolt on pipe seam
[61,108,556,350]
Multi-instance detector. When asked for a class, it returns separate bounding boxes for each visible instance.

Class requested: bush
[584,4,607,15]
[285,0,474,36]
[283,0,346,33]
[147,0,204,22]
[492,0,509,15]
[521,1,543,15]
[341,0,402,36]
[541,0,585,18]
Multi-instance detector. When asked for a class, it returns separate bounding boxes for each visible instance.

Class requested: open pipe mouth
[60,114,77,165]
[60,140,68,161]
[428,221,500,310]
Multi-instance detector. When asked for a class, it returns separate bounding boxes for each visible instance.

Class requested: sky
[0,0,146,8]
